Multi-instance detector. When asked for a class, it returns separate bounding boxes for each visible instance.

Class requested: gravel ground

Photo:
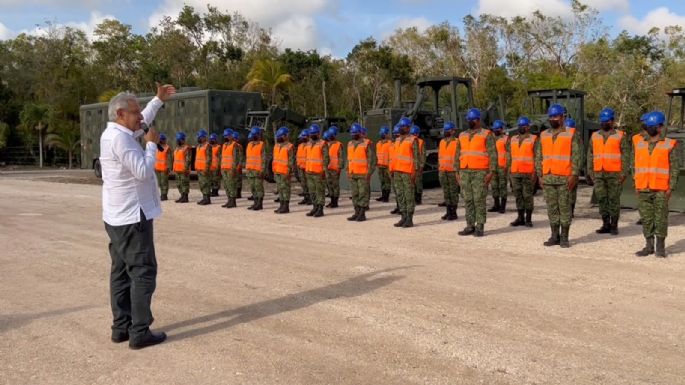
[1,171,684,385]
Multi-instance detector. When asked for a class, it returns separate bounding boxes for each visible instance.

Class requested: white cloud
[581,0,629,12]
[380,16,433,40]
[476,0,629,18]
[619,7,685,35]
[0,22,11,40]
[16,11,116,40]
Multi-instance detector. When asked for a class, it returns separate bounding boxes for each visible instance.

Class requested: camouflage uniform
[196,143,212,196]
[377,138,392,192]
[274,141,296,202]
[296,141,309,200]
[210,144,221,194]
[306,139,330,206]
[414,138,426,199]
[221,141,241,199]
[175,145,192,195]
[326,140,345,202]
[509,133,539,211]
[246,141,267,199]
[457,128,498,230]
[637,140,679,239]
[438,136,460,207]
[587,129,631,222]
[348,139,376,209]
[393,136,420,223]
[491,134,509,202]
[155,143,172,196]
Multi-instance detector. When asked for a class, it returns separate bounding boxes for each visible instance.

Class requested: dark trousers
[104,210,157,339]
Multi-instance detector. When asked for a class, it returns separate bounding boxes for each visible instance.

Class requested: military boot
[402,211,414,228]
[655,237,667,258]
[313,205,324,217]
[236,188,242,198]
[274,201,284,213]
[211,189,219,197]
[221,199,230,208]
[329,196,339,208]
[225,197,236,208]
[458,225,475,236]
[198,195,211,205]
[356,207,367,222]
[560,225,571,248]
[441,206,451,220]
[253,197,263,211]
[488,198,500,213]
[596,215,611,234]
[524,209,533,227]
[474,224,485,237]
[280,201,290,214]
[248,195,254,201]
[175,194,183,203]
[274,196,280,203]
[247,198,256,210]
[415,193,422,205]
[160,194,168,201]
[510,210,525,227]
[298,194,311,205]
[382,190,391,202]
[438,201,447,207]
[181,193,189,203]
[448,205,458,220]
[375,192,385,202]
[306,204,317,216]
[544,225,560,246]
[390,204,401,215]
[635,236,655,257]
[348,206,360,221]
[610,216,619,235]
[498,198,506,214]
[394,214,406,227]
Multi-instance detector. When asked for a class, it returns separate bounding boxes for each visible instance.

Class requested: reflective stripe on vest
[592,130,624,172]
[347,140,369,175]
[246,141,264,171]
[388,139,399,172]
[296,143,307,169]
[541,130,572,176]
[272,142,293,175]
[221,142,235,170]
[173,146,188,172]
[194,143,209,171]
[328,141,342,171]
[394,136,416,174]
[305,141,325,174]
[496,136,507,168]
[510,135,537,174]
[634,138,675,191]
[376,140,391,167]
[154,144,170,172]
[438,138,457,172]
[459,130,490,170]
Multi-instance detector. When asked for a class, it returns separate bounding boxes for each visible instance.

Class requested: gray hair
[108,92,138,121]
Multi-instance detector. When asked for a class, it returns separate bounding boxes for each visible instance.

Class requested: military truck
[80,88,262,177]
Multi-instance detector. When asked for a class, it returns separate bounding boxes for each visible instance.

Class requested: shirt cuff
[145,141,157,156]
[148,96,163,108]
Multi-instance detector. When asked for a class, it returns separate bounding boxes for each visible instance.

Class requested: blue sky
[1,0,685,57]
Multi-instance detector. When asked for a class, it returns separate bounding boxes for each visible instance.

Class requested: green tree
[243,59,293,106]
[45,120,80,169]
[19,103,51,168]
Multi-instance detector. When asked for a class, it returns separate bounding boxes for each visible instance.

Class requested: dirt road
[1,174,684,385]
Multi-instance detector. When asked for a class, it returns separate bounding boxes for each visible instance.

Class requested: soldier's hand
[666,189,672,201]
[455,173,461,186]
[567,175,579,191]
[484,172,494,186]
[529,173,537,184]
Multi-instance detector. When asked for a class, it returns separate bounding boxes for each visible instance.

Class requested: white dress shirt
[100,97,164,226]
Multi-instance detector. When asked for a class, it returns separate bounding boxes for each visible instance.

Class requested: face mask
[353,134,361,140]
[549,120,561,129]
[310,135,319,141]
[177,141,183,146]
[601,122,611,131]
[444,131,451,138]
[518,127,528,135]
[646,126,659,137]
[468,121,477,129]
[277,137,284,143]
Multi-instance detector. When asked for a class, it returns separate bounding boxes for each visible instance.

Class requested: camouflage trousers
[326,170,341,198]
[175,172,190,194]
[237,169,243,189]
[543,183,572,227]
[246,170,264,198]
[349,174,370,208]
[638,191,670,238]
[415,170,424,195]
[155,170,169,195]
[593,173,622,218]
[274,173,291,202]
[511,174,535,210]
[198,172,212,195]
[393,172,415,214]
[221,170,240,198]
[490,168,508,199]
[439,171,460,206]
[298,168,309,195]
[460,170,488,226]
[306,172,326,205]
[378,167,391,191]
[210,169,221,191]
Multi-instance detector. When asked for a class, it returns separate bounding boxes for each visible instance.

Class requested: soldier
[375,126,392,202]
[392,117,420,228]
[194,130,212,205]
[564,118,580,218]
[633,114,649,226]
[410,125,426,205]
[457,108,497,236]
[389,124,402,215]
[438,121,459,221]
[296,129,312,205]
[272,126,296,214]
[489,120,509,214]
[209,133,221,197]
[535,104,583,248]
[304,124,329,217]
[232,130,244,199]
[245,127,267,211]
[634,111,680,258]
[325,127,344,208]
[587,108,630,235]
[220,128,240,208]
[347,123,376,222]
[154,134,172,201]
[509,117,538,227]
[172,132,191,203]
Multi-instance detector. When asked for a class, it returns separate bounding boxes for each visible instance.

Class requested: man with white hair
[100,83,175,350]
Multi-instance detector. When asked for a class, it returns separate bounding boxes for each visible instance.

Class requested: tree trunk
[68,150,73,169]
[38,129,43,168]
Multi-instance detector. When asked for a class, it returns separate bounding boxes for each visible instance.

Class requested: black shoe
[306,205,317,216]
[438,202,447,207]
[544,225,560,246]
[474,224,484,237]
[111,330,129,343]
[221,200,230,208]
[610,216,619,235]
[174,194,182,203]
[248,196,254,201]
[160,194,168,201]
[487,198,500,213]
[560,226,570,248]
[510,210,525,227]
[458,226,475,236]
[129,330,167,350]
[280,202,290,214]
[313,205,324,217]
[274,197,280,203]
[636,236,655,257]
[394,214,406,227]
[274,201,284,213]
[415,193,422,205]
[390,205,400,215]
[178,193,189,203]
[441,206,451,220]
[596,216,611,234]
[330,197,339,208]
[498,198,506,214]
[348,206,360,221]
[197,195,211,205]
[448,206,458,221]
[236,188,242,198]
[211,189,219,197]
[356,208,367,222]
[656,237,667,258]
[253,197,263,211]
[226,197,236,208]
[402,214,413,228]
[524,209,533,227]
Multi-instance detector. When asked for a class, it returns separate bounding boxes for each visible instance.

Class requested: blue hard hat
[410,125,420,136]
[223,128,233,138]
[308,124,321,135]
[564,118,576,128]
[197,129,208,138]
[322,130,331,140]
[379,126,390,136]
[398,117,412,127]
[443,121,456,131]
[159,134,167,141]
[393,124,401,135]
[298,129,309,139]
[329,126,339,135]
[645,111,665,127]
[548,104,565,117]
[350,124,362,135]
[492,120,505,130]
[175,132,186,141]
[232,131,240,140]
[517,116,531,127]
[249,126,262,137]
[466,108,481,121]
[361,126,367,134]
[640,113,649,122]
[276,126,289,139]
[209,133,217,141]
[599,108,615,123]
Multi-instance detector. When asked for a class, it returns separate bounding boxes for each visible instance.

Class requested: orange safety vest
[305,141,325,174]
[296,143,307,169]
[376,140,391,167]
[496,136,508,168]
[194,143,209,171]
[592,130,624,172]
[541,129,573,176]
[393,136,416,174]
[459,130,491,170]
[347,140,369,175]
[210,144,220,171]
[510,135,537,174]
[388,139,398,172]
[221,142,235,170]
[272,142,293,175]
[245,141,264,171]
[154,144,170,172]
[634,137,676,191]
[328,141,342,171]
[173,146,189,173]
[438,138,458,172]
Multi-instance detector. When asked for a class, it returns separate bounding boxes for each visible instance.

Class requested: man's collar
[109,121,135,136]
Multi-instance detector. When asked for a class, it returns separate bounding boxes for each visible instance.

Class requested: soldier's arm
[412,140,420,172]
[204,146,211,171]
[368,143,376,175]
[323,143,330,170]
[260,144,267,173]
[454,139,460,170]
[420,143,427,168]
[288,145,296,175]
[486,134,497,173]
[166,148,172,171]
[620,133,631,178]
[670,143,680,190]
[586,139,594,178]
[232,145,240,170]
[534,140,542,177]
[571,133,582,176]
[185,147,192,169]
[505,139,511,174]
[339,145,346,170]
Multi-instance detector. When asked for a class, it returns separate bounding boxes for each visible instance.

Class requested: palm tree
[20,103,51,168]
[243,59,294,106]
[46,120,80,169]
